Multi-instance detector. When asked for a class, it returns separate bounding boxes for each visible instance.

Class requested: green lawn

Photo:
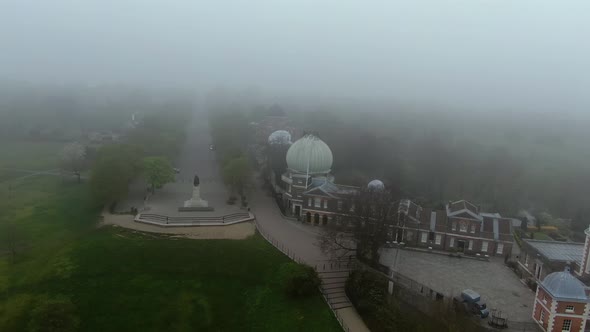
[0,177,339,331]
[532,232,553,241]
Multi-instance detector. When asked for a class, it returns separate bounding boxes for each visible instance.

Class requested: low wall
[135,212,254,227]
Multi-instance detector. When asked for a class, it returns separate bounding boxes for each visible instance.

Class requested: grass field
[0,166,339,331]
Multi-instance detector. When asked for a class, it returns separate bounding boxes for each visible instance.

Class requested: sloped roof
[525,240,584,263]
[447,200,482,220]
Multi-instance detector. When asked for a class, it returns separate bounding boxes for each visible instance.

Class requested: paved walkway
[380,247,536,324]
[250,187,370,332]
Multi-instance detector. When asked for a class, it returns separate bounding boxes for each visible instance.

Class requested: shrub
[277,262,320,298]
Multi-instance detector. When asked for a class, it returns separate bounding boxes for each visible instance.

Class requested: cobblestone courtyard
[380,248,536,324]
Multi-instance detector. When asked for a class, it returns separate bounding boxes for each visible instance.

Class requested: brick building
[532,267,590,331]
[388,199,514,257]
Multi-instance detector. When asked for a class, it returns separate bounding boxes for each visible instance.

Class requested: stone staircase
[317,259,356,310]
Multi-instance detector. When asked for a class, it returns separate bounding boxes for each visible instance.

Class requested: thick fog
[1,0,589,113]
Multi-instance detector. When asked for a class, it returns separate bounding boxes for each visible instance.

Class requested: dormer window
[565,305,574,313]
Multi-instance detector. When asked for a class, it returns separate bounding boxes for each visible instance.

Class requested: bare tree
[60,142,86,183]
[318,188,397,265]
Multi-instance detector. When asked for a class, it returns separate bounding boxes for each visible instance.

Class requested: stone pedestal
[184,185,209,208]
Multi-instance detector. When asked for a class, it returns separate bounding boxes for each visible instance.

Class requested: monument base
[178,206,214,212]
[183,198,209,208]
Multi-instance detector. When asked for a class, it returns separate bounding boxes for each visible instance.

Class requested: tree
[277,262,320,298]
[59,142,86,183]
[28,295,80,332]
[319,188,398,264]
[142,156,175,193]
[89,144,142,205]
[222,156,251,196]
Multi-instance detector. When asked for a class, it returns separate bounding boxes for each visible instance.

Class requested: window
[350,203,355,212]
[539,310,545,322]
[314,197,321,208]
[562,319,572,331]
[452,221,457,231]
[337,200,343,210]
[406,231,413,241]
[524,253,529,266]
[435,234,442,245]
[421,232,428,243]
[288,184,292,192]
[565,305,575,313]
[308,198,312,206]
[323,200,328,209]
[468,240,473,250]
[459,221,468,232]
[543,295,548,305]
[470,224,476,233]
[481,241,489,252]
[496,243,504,254]
[449,237,455,247]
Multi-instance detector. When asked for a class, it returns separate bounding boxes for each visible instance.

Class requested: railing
[252,218,352,332]
[137,212,253,226]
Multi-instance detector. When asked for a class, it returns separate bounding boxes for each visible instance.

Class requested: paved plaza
[380,248,536,324]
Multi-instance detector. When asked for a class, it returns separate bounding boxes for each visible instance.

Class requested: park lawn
[0,140,63,170]
[532,232,553,241]
[0,177,340,332]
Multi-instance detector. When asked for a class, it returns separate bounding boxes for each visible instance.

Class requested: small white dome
[286,134,333,174]
[268,130,292,145]
[542,268,588,301]
[368,179,385,191]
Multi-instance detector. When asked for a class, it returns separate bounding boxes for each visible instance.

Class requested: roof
[286,134,333,174]
[303,178,359,197]
[525,240,584,263]
[541,268,589,302]
[446,200,482,220]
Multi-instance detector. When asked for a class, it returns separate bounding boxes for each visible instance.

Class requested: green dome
[286,134,333,174]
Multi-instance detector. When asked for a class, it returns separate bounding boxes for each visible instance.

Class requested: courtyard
[380,248,536,324]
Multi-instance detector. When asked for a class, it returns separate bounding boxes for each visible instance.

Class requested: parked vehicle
[453,289,489,319]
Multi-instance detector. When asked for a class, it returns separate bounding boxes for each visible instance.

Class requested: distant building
[388,199,514,257]
[532,267,590,332]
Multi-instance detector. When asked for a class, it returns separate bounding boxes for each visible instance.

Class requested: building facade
[277,133,360,224]
[388,199,514,257]
[532,267,590,332]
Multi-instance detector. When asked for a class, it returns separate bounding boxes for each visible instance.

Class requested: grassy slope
[0,177,339,331]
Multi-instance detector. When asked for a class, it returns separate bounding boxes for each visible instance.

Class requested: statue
[183,173,209,208]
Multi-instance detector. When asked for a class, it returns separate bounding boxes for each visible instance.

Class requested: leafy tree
[89,144,142,205]
[222,156,251,196]
[142,156,175,193]
[28,296,80,332]
[59,142,86,183]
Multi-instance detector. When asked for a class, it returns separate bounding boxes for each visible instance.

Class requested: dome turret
[368,179,385,191]
[268,130,292,145]
[286,134,333,175]
[541,267,589,301]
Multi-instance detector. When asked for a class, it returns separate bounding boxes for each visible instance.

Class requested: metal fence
[252,218,352,332]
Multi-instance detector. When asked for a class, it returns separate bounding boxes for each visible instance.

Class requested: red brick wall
[533,303,550,330]
[556,301,585,315]
[552,316,583,332]
[537,288,553,309]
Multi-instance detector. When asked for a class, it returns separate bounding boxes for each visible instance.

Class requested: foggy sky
[1,0,589,113]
